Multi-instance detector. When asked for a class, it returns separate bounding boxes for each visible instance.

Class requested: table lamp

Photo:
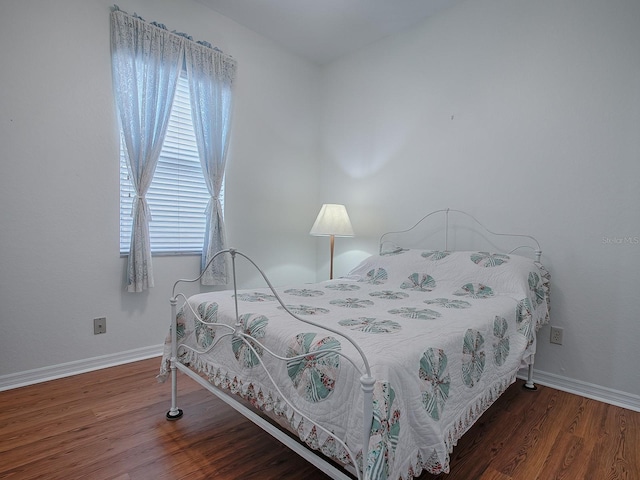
[310,204,354,279]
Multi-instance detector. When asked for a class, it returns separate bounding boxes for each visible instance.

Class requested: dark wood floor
[0,357,637,480]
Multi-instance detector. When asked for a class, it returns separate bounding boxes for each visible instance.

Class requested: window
[119,71,221,255]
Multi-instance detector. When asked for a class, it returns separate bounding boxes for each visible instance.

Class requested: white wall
[0,0,321,378]
[320,0,640,399]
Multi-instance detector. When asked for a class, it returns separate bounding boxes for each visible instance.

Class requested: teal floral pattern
[330,298,375,308]
[338,317,402,334]
[421,250,450,260]
[462,329,485,387]
[195,302,218,348]
[516,298,534,345]
[419,348,450,420]
[285,288,325,297]
[235,292,277,302]
[325,283,361,291]
[388,307,441,320]
[278,304,329,315]
[424,298,471,309]
[528,272,545,305]
[492,316,510,366]
[366,382,401,480]
[361,268,388,284]
[286,333,341,402]
[232,314,268,368]
[470,252,510,267]
[175,307,187,339]
[369,290,409,300]
[381,247,409,256]
[400,273,436,292]
[454,283,494,299]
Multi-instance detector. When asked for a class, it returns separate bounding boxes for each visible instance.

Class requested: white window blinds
[119,71,219,255]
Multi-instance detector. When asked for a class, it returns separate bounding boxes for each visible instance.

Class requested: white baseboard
[2,350,639,414]
[0,345,164,392]
[518,368,640,413]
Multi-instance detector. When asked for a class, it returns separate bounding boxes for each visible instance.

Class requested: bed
[159,209,550,479]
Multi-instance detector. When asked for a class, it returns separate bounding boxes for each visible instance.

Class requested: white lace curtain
[111,8,237,292]
[185,42,236,285]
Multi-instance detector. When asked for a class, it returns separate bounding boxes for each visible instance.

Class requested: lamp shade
[309,204,354,237]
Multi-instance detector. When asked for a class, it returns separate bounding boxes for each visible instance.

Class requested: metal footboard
[166,248,375,480]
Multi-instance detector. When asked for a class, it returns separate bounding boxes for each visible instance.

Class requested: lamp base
[329,234,335,280]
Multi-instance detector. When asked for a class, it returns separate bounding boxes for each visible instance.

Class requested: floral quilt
[160,249,550,479]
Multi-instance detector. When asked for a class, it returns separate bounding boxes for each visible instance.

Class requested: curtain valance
[111,5,236,63]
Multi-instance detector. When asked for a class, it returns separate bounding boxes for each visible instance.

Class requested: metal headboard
[379,208,542,262]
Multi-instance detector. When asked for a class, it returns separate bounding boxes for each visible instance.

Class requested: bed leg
[522,361,537,391]
[167,297,184,421]
[166,365,184,420]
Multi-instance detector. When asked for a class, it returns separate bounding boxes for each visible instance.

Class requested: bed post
[166,296,184,420]
[360,374,376,480]
[522,356,537,391]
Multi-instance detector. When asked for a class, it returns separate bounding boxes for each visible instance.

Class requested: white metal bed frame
[165,208,543,479]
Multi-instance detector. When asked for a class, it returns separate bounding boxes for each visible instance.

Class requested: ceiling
[195,0,463,65]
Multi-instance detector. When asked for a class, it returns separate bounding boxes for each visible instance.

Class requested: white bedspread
[160,249,550,479]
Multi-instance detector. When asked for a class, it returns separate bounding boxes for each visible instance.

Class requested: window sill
[120,251,203,258]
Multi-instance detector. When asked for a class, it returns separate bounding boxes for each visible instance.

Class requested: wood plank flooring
[0,357,637,480]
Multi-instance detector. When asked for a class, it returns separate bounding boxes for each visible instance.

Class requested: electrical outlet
[550,326,563,345]
[94,317,107,335]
